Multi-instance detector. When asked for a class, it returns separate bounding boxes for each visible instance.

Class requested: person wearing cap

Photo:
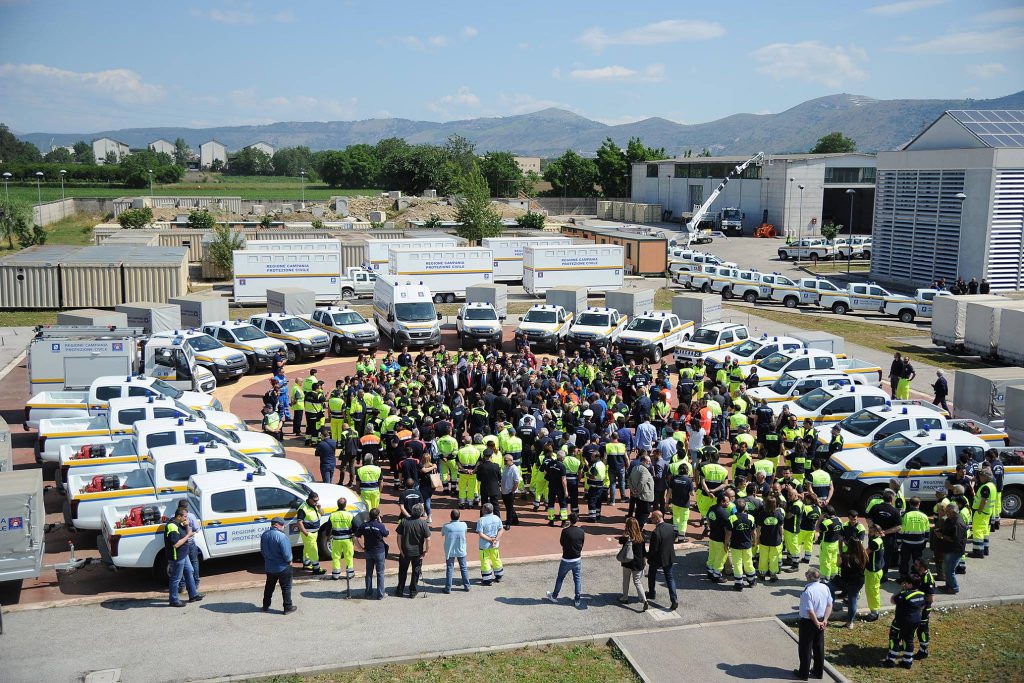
[827,425,844,456]
[260,517,296,613]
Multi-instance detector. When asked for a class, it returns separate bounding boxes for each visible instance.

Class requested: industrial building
[514,156,542,174]
[871,110,1024,292]
[149,139,175,156]
[92,137,130,164]
[199,140,228,169]
[559,223,667,276]
[630,153,876,237]
[244,141,275,156]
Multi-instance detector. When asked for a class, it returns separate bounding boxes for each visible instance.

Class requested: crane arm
[684,152,764,238]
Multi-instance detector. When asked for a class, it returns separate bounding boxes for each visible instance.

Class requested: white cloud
[427,86,480,118]
[0,63,165,105]
[462,26,478,39]
[568,64,666,82]
[577,19,724,51]
[964,62,1009,79]
[894,27,1024,53]
[751,41,867,87]
[517,42,530,50]
[976,6,1024,23]
[391,34,450,51]
[865,0,946,16]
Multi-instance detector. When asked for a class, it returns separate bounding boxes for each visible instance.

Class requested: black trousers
[634,499,652,529]
[263,567,294,609]
[482,494,501,518]
[798,618,824,678]
[566,479,580,513]
[653,484,667,514]
[292,409,303,435]
[502,493,520,526]
[396,555,423,595]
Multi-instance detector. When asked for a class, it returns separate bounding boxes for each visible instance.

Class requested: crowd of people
[208,337,1007,675]
[931,277,991,295]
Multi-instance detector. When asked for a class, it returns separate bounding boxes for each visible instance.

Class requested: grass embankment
[3,180,378,204]
[256,643,638,683]
[0,212,102,257]
[820,603,1024,683]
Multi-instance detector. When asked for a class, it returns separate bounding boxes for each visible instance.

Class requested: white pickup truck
[617,311,693,363]
[705,334,804,371]
[248,313,331,363]
[818,283,895,316]
[100,470,364,576]
[741,348,883,386]
[666,249,733,276]
[63,442,310,531]
[834,236,872,260]
[777,238,837,263]
[795,278,844,307]
[37,397,247,463]
[565,307,628,351]
[456,302,504,349]
[515,304,573,352]
[881,289,947,323]
[674,322,750,365]
[337,266,378,299]
[747,372,855,404]
[306,305,380,355]
[151,330,249,383]
[777,384,890,423]
[25,375,224,431]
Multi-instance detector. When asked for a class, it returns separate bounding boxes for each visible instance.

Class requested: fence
[532,197,600,215]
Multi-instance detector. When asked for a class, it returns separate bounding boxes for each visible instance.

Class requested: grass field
[0,211,104,258]
[819,603,1024,683]
[2,178,379,203]
[256,643,639,683]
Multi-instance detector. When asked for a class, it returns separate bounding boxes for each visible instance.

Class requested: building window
[646,164,658,178]
[626,243,632,259]
[674,164,688,179]
[740,166,762,180]
[825,167,876,184]
[689,164,706,179]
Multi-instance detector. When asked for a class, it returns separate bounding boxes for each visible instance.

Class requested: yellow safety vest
[329,510,354,539]
[357,464,382,488]
[328,396,346,419]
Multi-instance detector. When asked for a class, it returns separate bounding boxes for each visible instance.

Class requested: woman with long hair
[837,540,868,627]
[617,516,649,611]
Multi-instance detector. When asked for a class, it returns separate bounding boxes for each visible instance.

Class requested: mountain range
[18,90,1024,158]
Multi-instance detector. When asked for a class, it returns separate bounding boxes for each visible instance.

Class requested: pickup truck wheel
[151,549,168,583]
[860,487,886,514]
[341,287,355,299]
[700,283,711,293]
[783,295,798,309]
[683,333,691,341]
[331,338,345,355]
[862,250,870,259]
[898,309,915,323]
[721,286,733,299]
[286,346,299,363]
[743,290,757,303]
[832,302,849,315]
[1001,486,1022,518]
[778,250,789,260]
[651,346,663,363]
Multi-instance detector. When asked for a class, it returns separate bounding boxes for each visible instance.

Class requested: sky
[1,0,1022,134]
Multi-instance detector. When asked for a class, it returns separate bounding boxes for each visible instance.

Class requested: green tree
[697,148,712,158]
[258,214,273,229]
[271,146,316,178]
[104,150,119,165]
[205,224,244,276]
[444,134,477,177]
[188,208,216,230]
[479,151,528,197]
[515,211,545,231]
[120,150,182,188]
[228,147,273,175]
[810,132,856,154]
[594,138,628,198]
[117,207,153,229]
[210,159,224,173]
[0,200,31,249]
[543,150,599,197]
[43,147,73,164]
[0,124,41,163]
[311,218,325,230]
[453,164,502,243]
[173,138,191,166]
[423,213,444,230]
[13,220,46,246]
[73,141,95,164]
[819,222,842,240]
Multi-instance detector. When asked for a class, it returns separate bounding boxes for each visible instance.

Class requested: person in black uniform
[724,503,757,591]
[867,489,901,580]
[911,558,936,660]
[545,451,569,527]
[885,576,926,669]
[669,464,694,541]
[706,492,732,583]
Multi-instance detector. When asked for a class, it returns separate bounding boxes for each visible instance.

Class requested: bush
[820,222,842,241]
[205,225,244,276]
[117,207,153,229]
[423,214,444,230]
[188,209,216,230]
[311,218,325,230]
[516,211,546,231]
[13,220,46,246]
[258,214,273,229]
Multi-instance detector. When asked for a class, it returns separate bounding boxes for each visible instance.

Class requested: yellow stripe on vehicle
[73,485,188,502]
[66,455,141,467]
[46,429,117,438]
[31,377,65,383]
[221,342,255,352]
[28,403,85,410]
[266,333,301,342]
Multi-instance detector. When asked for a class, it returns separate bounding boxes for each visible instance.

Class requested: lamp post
[148,169,153,197]
[796,184,805,267]
[845,188,856,274]
[299,169,306,208]
[60,169,67,219]
[787,178,794,243]
[4,171,12,202]
[955,192,967,287]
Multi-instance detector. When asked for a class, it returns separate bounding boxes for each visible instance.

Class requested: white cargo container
[0,416,11,472]
[0,469,45,583]
[481,237,571,282]
[1005,385,1024,445]
[954,367,1024,428]
[545,286,588,318]
[56,309,129,328]
[388,247,493,302]
[522,244,624,295]
[605,288,656,319]
[364,237,459,272]
[466,283,509,318]
[671,294,722,328]
[931,294,1004,351]
[115,302,182,335]
[169,293,229,329]
[997,307,1024,367]
[232,250,341,304]
[243,238,341,252]
[267,287,316,316]
[964,300,1024,358]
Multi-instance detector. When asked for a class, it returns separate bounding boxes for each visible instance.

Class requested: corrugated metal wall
[60,264,124,308]
[123,264,186,303]
[0,264,61,308]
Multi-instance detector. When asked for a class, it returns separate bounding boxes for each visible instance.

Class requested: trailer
[232,250,342,304]
[388,247,493,302]
[522,244,624,295]
[242,238,340,252]
[930,294,1004,352]
[364,237,459,272]
[481,237,571,282]
[0,470,45,585]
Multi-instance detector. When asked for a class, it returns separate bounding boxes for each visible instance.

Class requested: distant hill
[18,91,1024,157]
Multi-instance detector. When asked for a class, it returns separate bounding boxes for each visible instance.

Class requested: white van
[373,275,442,349]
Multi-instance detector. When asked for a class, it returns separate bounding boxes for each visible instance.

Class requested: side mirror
[437,312,443,320]
[387,314,395,322]
[519,316,524,322]
[821,408,832,415]
[456,315,462,320]
[499,315,506,321]
[905,458,921,470]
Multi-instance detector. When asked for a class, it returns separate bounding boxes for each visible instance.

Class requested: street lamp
[845,188,856,274]
[60,169,67,219]
[796,184,805,267]
[148,169,153,197]
[3,172,11,202]
[35,170,43,206]
[787,178,794,243]
[955,192,968,287]
[299,169,306,208]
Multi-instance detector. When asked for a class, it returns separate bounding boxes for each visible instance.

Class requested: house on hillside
[149,139,175,156]
[199,140,227,169]
[514,156,541,174]
[93,137,130,164]
[244,141,275,157]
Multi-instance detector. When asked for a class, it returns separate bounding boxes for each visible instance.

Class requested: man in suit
[646,510,678,611]
[494,387,513,423]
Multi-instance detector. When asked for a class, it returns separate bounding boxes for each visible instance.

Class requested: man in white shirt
[795,568,833,680]
[500,454,522,530]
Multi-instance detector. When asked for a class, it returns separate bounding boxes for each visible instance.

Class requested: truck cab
[673,322,749,363]
[717,207,744,236]
[688,264,727,293]
[720,269,774,302]
[456,302,504,349]
[515,304,572,351]
[373,276,443,349]
[566,307,628,351]
[248,313,330,363]
[618,311,692,362]
[835,236,872,260]
[134,417,283,459]
[142,335,217,394]
[666,249,733,276]
[777,383,890,423]
[761,274,802,308]
[201,322,287,372]
[881,288,948,323]
[151,330,248,383]
[337,266,377,299]
[747,372,854,404]
[819,283,893,316]
[705,334,803,371]
[307,305,380,355]
[744,348,845,383]
[778,238,836,263]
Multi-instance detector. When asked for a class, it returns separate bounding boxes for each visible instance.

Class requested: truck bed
[24,391,90,429]
[837,359,883,385]
[100,500,176,569]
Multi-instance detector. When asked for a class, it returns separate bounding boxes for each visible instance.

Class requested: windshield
[524,309,557,323]
[204,422,238,443]
[186,334,223,352]
[395,302,436,322]
[576,313,610,327]
[730,340,761,358]
[768,374,798,393]
[278,318,311,332]
[869,433,921,465]
[149,378,184,399]
[465,308,497,321]
[627,318,662,333]
[233,325,267,341]
[690,328,720,344]
[758,352,792,372]
[840,410,886,438]
[775,276,795,286]
[173,400,201,419]
[794,388,833,411]
[331,311,366,326]
[275,473,308,496]
[723,209,741,219]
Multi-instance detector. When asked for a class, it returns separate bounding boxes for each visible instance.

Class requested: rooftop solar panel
[947,110,1024,148]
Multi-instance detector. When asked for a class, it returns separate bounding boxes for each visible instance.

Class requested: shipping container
[115,301,182,334]
[787,331,846,357]
[56,308,129,327]
[364,237,459,272]
[523,244,624,295]
[121,247,189,303]
[964,299,1024,358]
[60,246,124,309]
[1005,385,1024,446]
[612,202,625,221]
[605,288,656,319]
[267,287,316,316]
[672,293,722,328]
[545,286,589,318]
[169,293,230,329]
[953,367,1024,428]
[0,469,45,582]
[466,283,508,318]
[388,247,493,301]
[997,307,1024,367]
[100,230,161,246]
[0,416,11,472]
[481,237,572,282]
[0,246,77,309]
[930,294,1005,350]
[232,250,341,304]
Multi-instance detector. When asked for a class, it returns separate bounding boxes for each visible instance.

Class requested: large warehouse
[630,153,876,236]
[870,110,1024,292]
